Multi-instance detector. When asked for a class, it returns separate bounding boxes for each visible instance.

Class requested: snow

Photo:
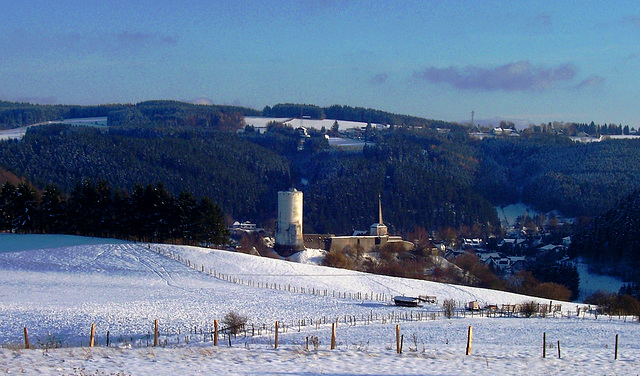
[1,235,639,375]
[0,117,107,140]
[0,126,30,140]
[288,248,326,265]
[575,258,626,300]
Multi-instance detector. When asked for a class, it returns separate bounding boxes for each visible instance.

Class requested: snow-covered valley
[0,235,638,375]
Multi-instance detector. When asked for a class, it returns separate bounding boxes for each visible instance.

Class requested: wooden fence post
[465,326,473,355]
[153,319,159,347]
[542,332,546,358]
[214,320,219,346]
[331,323,336,350]
[106,331,110,347]
[23,327,29,349]
[90,323,96,347]
[396,325,401,354]
[615,334,619,360]
[274,321,279,349]
[557,340,561,358]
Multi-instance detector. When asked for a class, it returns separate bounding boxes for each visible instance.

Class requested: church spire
[378,194,383,225]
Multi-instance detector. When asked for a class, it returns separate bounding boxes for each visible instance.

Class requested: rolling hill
[0,234,638,375]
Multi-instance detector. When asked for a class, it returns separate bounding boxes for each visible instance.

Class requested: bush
[520,301,538,318]
[442,299,456,319]
[222,311,248,335]
[322,249,356,270]
[531,282,572,301]
[611,294,640,316]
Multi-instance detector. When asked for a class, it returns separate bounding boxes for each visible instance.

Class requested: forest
[1,100,639,241]
[474,135,640,218]
[0,179,229,245]
[569,190,640,282]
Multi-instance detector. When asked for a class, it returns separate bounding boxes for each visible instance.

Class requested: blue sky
[2,0,639,126]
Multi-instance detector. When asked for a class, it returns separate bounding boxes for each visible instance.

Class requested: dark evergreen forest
[569,190,640,282]
[0,180,229,245]
[1,100,640,246]
[475,136,640,217]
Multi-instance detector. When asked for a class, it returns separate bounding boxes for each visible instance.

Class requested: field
[0,235,638,375]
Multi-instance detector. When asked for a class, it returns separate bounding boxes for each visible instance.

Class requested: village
[228,189,575,295]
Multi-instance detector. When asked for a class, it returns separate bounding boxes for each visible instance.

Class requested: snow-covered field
[1,235,638,375]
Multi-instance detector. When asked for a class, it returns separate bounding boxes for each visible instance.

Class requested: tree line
[262,103,456,129]
[0,101,126,129]
[0,179,229,245]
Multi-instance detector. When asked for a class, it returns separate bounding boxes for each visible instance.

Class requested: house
[232,221,257,231]
[509,257,528,273]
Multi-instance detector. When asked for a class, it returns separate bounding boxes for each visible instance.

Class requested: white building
[274,188,305,256]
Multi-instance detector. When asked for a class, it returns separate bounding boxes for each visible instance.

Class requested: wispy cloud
[115,31,178,47]
[370,73,388,85]
[621,15,640,27]
[574,75,605,90]
[413,61,576,91]
[532,13,552,28]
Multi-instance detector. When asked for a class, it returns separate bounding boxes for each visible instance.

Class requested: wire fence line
[148,244,394,303]
[8,243,636,353]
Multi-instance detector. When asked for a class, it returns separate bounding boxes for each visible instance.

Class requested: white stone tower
[274,188,304,256]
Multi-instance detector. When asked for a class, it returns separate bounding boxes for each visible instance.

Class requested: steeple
[370,194,388,236]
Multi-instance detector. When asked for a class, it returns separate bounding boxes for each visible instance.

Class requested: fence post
[275,321,279,349]
[542,332,546,358]
[396,325,401,354]
[154,319,159,347]
[557,340,561,358]
[90,323,96,347]
[615,334,619,360]
[23,327,29,349]
[331,323,336,350]
[214,320,219,346]
[466,326,473,355]
[106,331,110,347]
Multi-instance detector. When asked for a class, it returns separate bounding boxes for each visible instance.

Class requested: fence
[17,319,628,362]
[148,244,392,303]
[9,243,635,358]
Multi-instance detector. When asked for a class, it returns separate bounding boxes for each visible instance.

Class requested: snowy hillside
[1,235,638,375]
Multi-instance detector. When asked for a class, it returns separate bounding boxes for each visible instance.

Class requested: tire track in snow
[119,244,188,291]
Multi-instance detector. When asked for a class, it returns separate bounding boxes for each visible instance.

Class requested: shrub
[442,299,456,319]
[322,249,356,270]
[520,300,538,318]
[585,290,617,314]
[610,294,640,316]
[222,311,248,335]
[531,282,572,301]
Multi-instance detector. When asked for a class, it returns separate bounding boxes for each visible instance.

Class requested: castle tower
[274,188,304,256]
